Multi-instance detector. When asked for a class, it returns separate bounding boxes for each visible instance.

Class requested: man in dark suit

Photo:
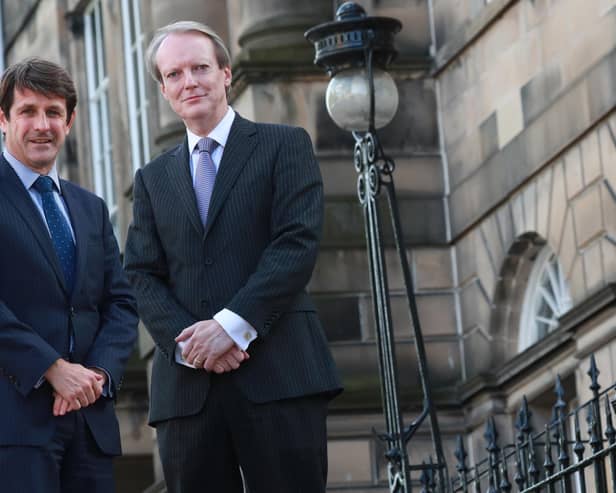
[124,21,341,493]
[0,57,138,493]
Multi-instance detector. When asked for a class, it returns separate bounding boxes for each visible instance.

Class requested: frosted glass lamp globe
[325,67,399,132]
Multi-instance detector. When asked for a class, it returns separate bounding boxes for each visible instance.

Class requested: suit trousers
[156,372,329,493]
[0,411,114,493]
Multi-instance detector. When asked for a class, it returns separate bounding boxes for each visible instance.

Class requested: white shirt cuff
[174,341,196,368]
[214,309,257,351]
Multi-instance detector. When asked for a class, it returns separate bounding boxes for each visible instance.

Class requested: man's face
[0,87,74,174]
[156,31,231,133]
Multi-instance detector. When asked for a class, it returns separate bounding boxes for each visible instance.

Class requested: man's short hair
[0,57,77,122]
[146,21,231,84]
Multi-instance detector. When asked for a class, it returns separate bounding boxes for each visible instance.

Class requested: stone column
[228,0,331,64]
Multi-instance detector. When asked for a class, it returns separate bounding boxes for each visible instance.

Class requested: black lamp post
[306,3,448,492]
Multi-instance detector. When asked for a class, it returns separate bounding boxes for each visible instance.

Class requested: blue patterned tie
[194,137,218,226]
[32,176,76,293]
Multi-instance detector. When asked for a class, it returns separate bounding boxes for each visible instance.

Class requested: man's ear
[66,111,76,134]
[160,82,169,101]
[0,108,8,134]
[224,66,232,88]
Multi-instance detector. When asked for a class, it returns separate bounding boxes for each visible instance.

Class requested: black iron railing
[449,354,616,493]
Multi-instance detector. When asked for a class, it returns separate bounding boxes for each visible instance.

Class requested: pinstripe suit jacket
[124,114,341,424]
[0,156,138,455]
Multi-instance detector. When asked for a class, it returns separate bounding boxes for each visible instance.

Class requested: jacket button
[205,258,213,265]
[201,299,209,307]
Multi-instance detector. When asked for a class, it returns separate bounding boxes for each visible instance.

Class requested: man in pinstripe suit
[124,21,342,493]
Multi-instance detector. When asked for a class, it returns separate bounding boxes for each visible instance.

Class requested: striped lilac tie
[194,137,218,226]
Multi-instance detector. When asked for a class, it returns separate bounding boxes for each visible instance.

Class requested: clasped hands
[44,359,107,417]
[175,319,249,373]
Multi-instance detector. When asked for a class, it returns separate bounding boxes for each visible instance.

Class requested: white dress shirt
[175,107,258,368]
[3,150,74,240]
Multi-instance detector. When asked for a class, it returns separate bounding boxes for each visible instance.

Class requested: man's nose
[184,70,198,88]
[34,112,50,130]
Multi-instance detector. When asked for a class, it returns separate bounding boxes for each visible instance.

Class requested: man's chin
[181,102,212,115]
[27,154,56,171]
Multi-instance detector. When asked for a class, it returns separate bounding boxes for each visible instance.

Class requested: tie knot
[197,137,217,154]
[33,175,55,194]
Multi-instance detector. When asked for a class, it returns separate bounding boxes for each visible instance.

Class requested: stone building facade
[1,0,614,491]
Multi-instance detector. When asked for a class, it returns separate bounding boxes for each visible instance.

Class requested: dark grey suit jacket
[124,114,341,425]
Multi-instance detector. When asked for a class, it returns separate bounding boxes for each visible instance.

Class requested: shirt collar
[2,150,62,192]
[187,106,236,153]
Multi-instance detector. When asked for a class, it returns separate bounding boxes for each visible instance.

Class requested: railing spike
[557,415,573,493]
[484,417,499,453]
[527,433,539,485]
[557,416,569,466]
[573,411,585,462]
[455,435,468,473]
[543,423,555,477]
[587,401,602,452]
[515,396,533,441]
[606,394,616,444]
[587,354,600,393]
[552,374,567,424]
[445,355,615,493]
[499,449,512,492]
[514,396,531,489]
[474,463,482,493]
[513,441,525,490]
[606,394,616,493]
[484,417,501,490]
[453,435,469,492]
[573,410,588,492]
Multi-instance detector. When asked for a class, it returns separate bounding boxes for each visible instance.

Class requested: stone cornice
[229,56,432,102]
[229,59,324,102]
[560,283,616,333]
[457,283,616,404]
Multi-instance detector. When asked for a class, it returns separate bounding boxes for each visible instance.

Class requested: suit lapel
[204,115,257,239]
[0,157,68,293]
[61,181,88,300]
[165,138,204,236]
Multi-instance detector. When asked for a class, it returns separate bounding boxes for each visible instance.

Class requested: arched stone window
[491,234,573,362]
[518,247,572,352]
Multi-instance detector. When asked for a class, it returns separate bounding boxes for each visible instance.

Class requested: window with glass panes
[121,0,150,173]
[84,0,117,233]
[518,248,572,351]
